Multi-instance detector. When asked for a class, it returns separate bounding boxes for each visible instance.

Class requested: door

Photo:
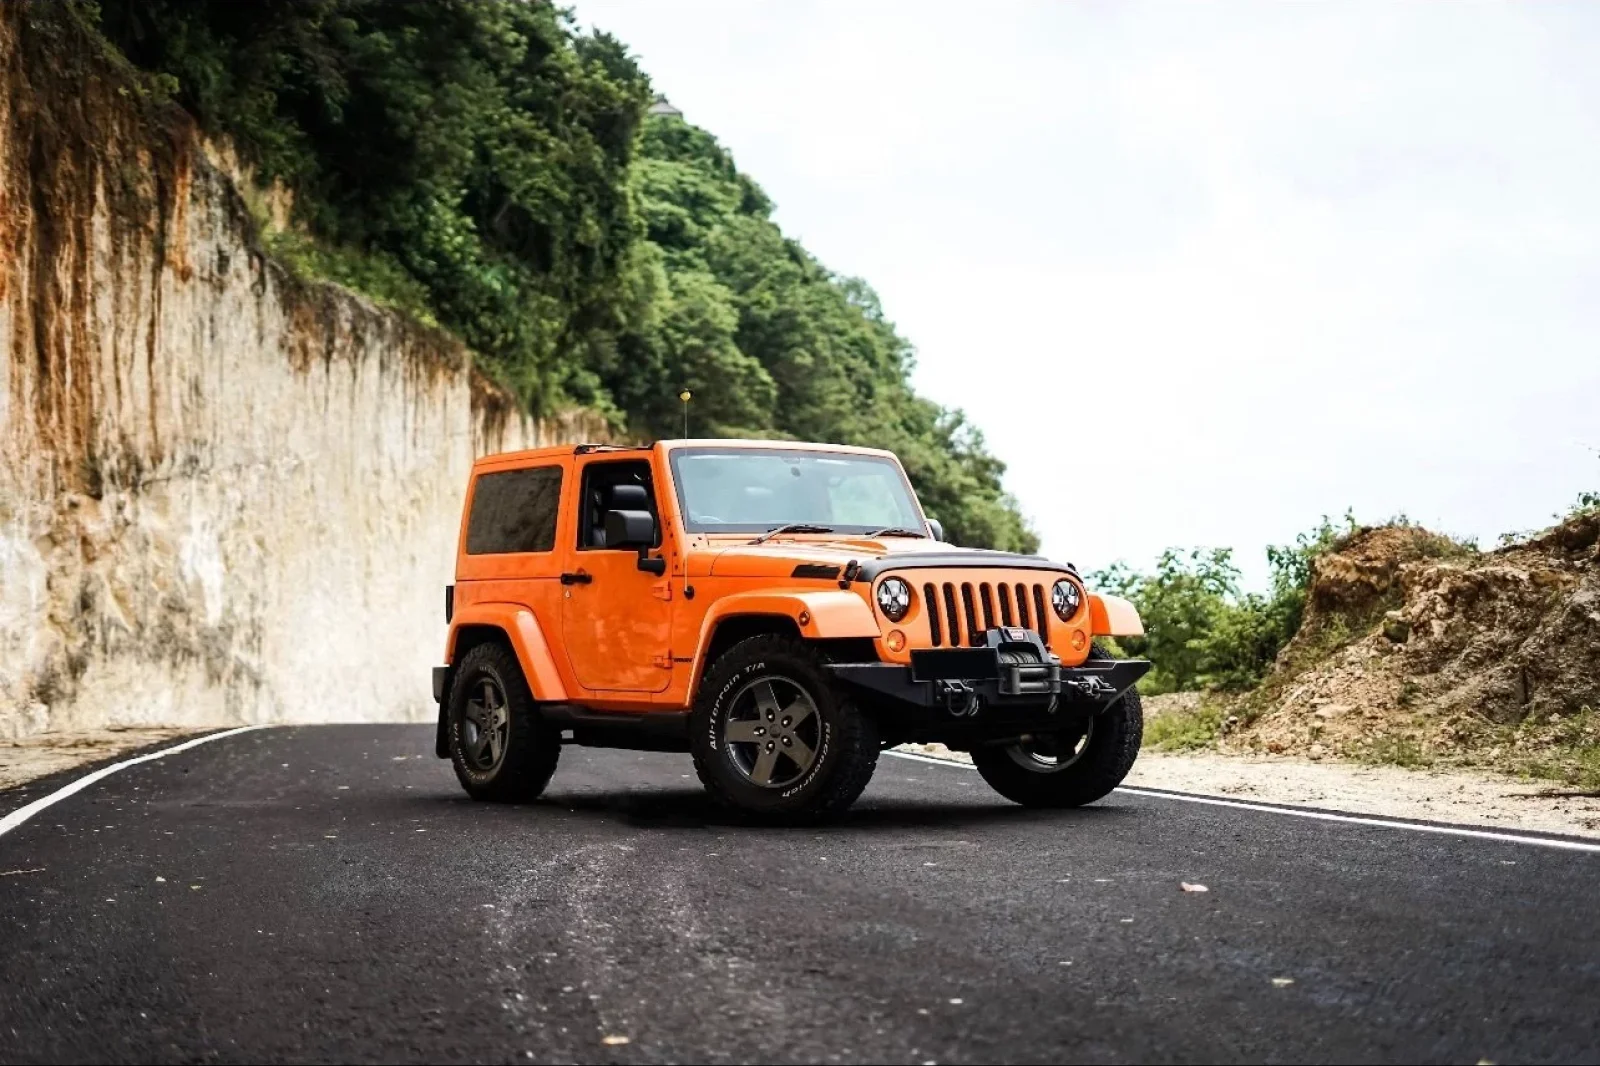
[559,458,673,693]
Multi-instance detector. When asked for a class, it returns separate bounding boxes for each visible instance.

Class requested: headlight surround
[875,577,913,622]
[1051,578,1083,621]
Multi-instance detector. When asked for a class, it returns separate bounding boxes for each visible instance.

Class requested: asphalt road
[1,726,1597,1065]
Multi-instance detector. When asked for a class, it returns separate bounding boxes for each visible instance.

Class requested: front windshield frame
[667,446,929,536]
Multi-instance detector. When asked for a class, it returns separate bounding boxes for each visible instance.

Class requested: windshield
[669,447,926,535]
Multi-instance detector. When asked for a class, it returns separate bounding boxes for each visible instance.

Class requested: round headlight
[876,577,913,622]
[1051,578,1082,621]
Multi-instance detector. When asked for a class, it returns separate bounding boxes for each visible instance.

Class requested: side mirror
[927,518,946,543]
[605,509,668,575]
[604,509,656,549]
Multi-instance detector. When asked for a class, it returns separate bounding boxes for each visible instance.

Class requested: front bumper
[826,630,1149,722]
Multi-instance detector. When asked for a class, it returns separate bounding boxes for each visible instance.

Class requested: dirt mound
[1230,515,1600,777]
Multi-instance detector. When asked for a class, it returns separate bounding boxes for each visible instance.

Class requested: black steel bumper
[826,631,1149,721]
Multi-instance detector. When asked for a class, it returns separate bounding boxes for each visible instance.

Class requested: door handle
[560,571,593,585]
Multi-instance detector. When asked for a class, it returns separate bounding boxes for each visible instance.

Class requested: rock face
[0,9,607,739]
[1408,517,1600,723]
[1244,516,1600,759]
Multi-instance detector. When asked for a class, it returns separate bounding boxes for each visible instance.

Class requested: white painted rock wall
[0,10,607,739]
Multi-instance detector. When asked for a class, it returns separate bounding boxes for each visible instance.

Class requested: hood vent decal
[791,563,842,580]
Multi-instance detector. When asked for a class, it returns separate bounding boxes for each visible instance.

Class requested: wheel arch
[1088,593,1144,637]
[686,590,881,699]
[445,602,568,703]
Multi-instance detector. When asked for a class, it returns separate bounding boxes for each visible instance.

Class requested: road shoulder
[896,744,1600,840]
[0,728,204,794]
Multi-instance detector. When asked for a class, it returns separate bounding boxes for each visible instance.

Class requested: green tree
[88,0,1037,551]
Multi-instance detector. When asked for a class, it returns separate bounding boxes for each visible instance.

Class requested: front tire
[691,635,878,820]
[972,670,1143,809]
[447,642,560,803]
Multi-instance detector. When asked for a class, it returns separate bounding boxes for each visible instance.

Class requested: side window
[465,466,563,555]
[578,460,660,550]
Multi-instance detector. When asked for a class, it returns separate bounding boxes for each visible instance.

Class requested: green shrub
[1091,513,1357,694]
[1143,698,1228,751]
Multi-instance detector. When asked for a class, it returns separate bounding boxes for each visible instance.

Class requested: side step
[539,705,692,754]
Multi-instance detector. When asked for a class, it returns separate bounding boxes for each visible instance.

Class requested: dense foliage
[1092,515,1356,694]
[86,0,1036,551]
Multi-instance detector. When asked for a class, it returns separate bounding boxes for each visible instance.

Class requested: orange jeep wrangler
[431,440,1149,819]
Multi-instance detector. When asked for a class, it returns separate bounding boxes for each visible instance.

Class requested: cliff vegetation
[83,0,1036,551]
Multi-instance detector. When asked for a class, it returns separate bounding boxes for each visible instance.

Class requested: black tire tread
[448,641,559,803]
[691,634,878,820]
[971,648,1143,808]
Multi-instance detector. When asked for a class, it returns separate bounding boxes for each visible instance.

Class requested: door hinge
[652,582,672,601]
[652,654,674,670]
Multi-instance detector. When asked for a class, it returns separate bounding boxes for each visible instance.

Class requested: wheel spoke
[725,718,763,744]
[783,698,816,731]
[486,725,503,764]
[464,701,487,727]
[751,681,781,718]
[481,680,497,710]
[467,727,490,761]
[749,745,779,786]
[786,736,814,772]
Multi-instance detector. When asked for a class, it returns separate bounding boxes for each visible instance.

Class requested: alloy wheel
[723,675,822,788]
[1005,720,1095,773]
[462,677,511,772]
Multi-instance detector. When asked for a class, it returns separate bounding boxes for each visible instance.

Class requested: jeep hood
[702,537,1069,579]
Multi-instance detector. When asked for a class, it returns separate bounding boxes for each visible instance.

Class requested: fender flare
[686,589,881,698]
[1088,593,1144,638]
[445,601,568,703]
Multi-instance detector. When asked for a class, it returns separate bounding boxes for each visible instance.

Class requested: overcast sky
[574,1,1600,586]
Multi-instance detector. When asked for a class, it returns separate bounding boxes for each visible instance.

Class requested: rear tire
[972,650,1143,808]
[447,642,560,803]
[691,635,878,821]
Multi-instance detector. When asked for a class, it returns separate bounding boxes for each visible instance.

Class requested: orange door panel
[559,554,672,692]
[558,456,673,694]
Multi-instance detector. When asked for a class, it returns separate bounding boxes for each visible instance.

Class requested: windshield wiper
[752,523,835,544]
[866,527,928,538]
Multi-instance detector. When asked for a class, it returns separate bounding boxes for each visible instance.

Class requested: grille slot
[921,579,1054,648]
[960,584,980,646]
[942,583,961,647]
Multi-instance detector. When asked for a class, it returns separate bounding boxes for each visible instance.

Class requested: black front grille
[926,580,1052,647]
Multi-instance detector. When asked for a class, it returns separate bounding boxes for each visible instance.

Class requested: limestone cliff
[0,7,606,739]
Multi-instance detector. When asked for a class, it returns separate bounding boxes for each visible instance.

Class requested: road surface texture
[1,725,1597,1065]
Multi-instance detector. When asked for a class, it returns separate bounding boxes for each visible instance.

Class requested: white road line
[0,726,266,839]
[883,749,1600,854]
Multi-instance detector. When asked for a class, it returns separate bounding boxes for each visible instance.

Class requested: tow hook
[936,679,982,717]
[1062,674,1119,701]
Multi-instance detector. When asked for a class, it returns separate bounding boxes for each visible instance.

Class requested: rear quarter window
[465,466,563,555]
